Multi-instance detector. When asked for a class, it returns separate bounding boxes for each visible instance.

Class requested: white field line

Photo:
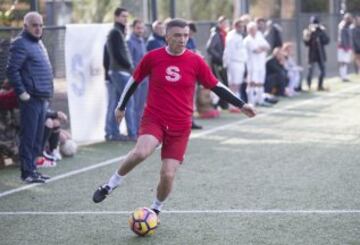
[1,83,360,200]
[1,209,360,215]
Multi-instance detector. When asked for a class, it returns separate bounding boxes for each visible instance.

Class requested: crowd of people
[1,7,360,186]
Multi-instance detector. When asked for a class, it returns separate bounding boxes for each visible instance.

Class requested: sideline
[1,83,360,199]
[1,209,360,215]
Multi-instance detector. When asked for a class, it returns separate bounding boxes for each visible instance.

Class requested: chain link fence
[0,26,66,84]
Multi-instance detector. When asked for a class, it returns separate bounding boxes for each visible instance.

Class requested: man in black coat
[303,16,330,91]
[265,48,288,96]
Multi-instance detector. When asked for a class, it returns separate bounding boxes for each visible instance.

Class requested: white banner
[65,24,112,144]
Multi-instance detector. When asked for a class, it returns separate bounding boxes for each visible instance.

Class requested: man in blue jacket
[127,19,147,136]
[7,12,53,183]
[146,20,166,51]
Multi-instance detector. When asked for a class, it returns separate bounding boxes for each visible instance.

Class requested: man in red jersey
[93,19,256,216]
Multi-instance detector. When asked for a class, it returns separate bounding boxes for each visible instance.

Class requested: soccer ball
[60,139,77,157]
[128,207,158,236]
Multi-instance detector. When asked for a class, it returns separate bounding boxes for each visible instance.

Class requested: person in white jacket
[243,21,270,106]
[223,18,247,113]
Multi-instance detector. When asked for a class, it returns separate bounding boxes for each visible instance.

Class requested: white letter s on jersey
[165,66,181,82]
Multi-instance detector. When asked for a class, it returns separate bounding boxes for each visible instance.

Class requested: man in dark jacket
[105,7,136,141]
[352,15,360,73]
[265,48,288,96]
[146,20,166,52]
[6,12,53,183]
[303,16,330,91]
[127,19,148,137]
[206,16,229,109]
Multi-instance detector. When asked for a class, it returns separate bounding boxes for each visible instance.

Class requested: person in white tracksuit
[243,21,270,106]
[223,18,247,112]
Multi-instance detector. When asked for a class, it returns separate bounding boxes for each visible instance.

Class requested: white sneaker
[53,148,62,161]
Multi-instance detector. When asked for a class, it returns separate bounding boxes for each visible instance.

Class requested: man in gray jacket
[352,16,360,73]
[7,12,53,183]
[105,7,136,141]
[337,13,353,82]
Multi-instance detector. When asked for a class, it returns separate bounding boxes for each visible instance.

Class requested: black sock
[49,127,60,152]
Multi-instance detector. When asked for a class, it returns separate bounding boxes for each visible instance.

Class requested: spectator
[206,16,229,110]
[352,15,360,74]
[265,47,288,96]
[303,16,330,91]
[127,19,148,136]
[337,13,353,82]
[244,21,271,106]
[185,21,203,129]
[282,42,303,96]
[6,12,53,183]
[146,20,166,51]
[36,109,68,168]
[265,20,283,51]
[105,7,137,141]
[0,80,19,164]
[223,18,247,112]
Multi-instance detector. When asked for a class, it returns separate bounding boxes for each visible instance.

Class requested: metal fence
[0,13,347,83]
[0,26,66,82]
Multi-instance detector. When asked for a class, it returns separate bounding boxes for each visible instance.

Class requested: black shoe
[93,185,111,203]
[35,171,51,180]
[191,122,203,130]
[22,172,46,184]
[151,209,160,225]
[264,97,278,104]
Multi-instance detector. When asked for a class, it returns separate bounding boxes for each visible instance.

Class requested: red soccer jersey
[133,47,218,129]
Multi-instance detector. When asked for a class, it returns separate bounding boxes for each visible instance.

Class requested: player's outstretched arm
[211,82,256,118]
[115,76,139,124]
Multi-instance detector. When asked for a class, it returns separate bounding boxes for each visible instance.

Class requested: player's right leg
[92,134,160,203]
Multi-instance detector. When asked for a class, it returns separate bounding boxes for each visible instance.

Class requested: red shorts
[139,115,191,162]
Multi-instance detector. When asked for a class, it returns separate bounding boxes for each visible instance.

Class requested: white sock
[150,197,164,212]
[106,172,124,191]
[339,65,347,79]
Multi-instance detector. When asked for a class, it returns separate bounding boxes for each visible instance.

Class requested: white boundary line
[1,209,360,215]
[1,83,360,200]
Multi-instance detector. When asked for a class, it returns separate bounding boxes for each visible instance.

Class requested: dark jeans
[307,61,325,89]
[105,80,121,139]
[109,71,137,138]
[19,97,48,178]
[265,73,287,96]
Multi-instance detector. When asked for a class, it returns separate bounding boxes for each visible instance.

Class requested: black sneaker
[191,122,203,130]
[92,185,111,203]
[23,173,46,184]
[35,171,51,180]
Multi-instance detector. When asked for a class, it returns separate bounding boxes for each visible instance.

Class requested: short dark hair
[114,7,127,17]
[131,19,143,28]
[165,18,188,33]
[188,22,197,33]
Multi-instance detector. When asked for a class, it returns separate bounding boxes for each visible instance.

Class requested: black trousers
[307,61,325,89]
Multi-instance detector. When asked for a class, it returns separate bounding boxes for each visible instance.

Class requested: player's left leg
[151,159,181,225]
[151,159,181,211]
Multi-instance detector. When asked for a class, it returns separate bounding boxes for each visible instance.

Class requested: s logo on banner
[165,66,181,82]
[71,54,86,96]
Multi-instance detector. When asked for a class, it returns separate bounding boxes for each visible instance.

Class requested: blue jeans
[109,71,137,138]
[105,80,121,139]
[133,79,148,133]
[19,97,48,178]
